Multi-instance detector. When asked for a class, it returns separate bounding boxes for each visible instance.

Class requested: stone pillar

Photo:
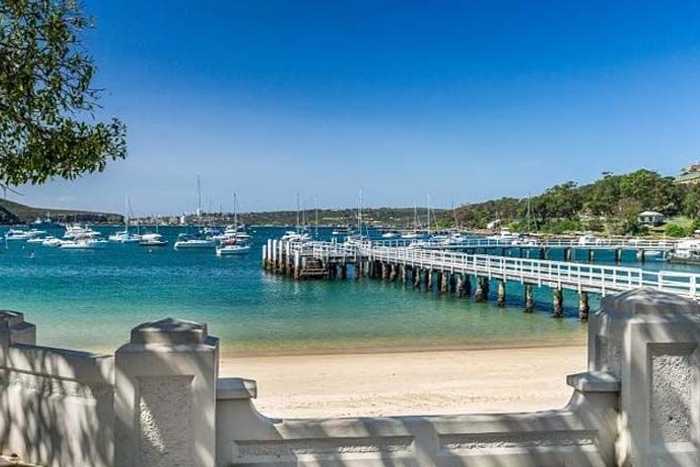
[474,276,489,302]
[587,290,700,467]
[381,262,390,280]
[552,287,564,318]
[579,291,590,321]
[497,280,506,307]
[0,310,36,347]
[524,284,535,312]
[115,318,219,467]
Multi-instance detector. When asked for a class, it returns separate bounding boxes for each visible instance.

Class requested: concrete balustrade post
[115,318,219,467]
[588,290,700,466]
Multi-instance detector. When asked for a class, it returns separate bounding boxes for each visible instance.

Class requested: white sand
[220,345,587,418]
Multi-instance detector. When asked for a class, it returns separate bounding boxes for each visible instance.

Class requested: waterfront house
[675,163,700,184]
[637,210,665,226]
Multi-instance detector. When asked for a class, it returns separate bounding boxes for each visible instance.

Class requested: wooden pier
[263,239,699,320]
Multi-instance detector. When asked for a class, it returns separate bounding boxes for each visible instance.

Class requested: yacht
[668,240,700,264]
[139,233,167,247]
[26,236,47,244]
[487,228,521,244]
[42,236,63,247]
[280,231,311,242]
[216,239,251,256]
[381,231,400,239]
[108,230,142,243]
[59,239,100,249]
[63,224,101,240]
[5,229,33,241]
[173,234,216,250]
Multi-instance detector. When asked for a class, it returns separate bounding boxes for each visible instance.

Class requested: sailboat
[109,197,141,243]
[216,193,251,256]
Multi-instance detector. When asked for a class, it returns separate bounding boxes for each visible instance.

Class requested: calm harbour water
[0,226,689,356]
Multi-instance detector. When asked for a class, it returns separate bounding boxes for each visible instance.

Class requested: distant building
[675,163,700,184]
[637,210,665,226]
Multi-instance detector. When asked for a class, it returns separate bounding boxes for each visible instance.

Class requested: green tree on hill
[0,0,126,188]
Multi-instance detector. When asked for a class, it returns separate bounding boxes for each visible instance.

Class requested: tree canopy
[454,169,693,235]
[0,0,126,188]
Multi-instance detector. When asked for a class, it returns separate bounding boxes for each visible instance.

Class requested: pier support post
[293,252,301,280]
[524,284,534,312]
[579,291,590,321]
[464,274,472,297]
[636,249,645,263]
[262,245,268,270]
[427,270,433,292]
[381,262,390,281]
[339,264,347,280]
[497,280,506,307]
[455,273,465,297]
[401,265,407,285]
[538,248,545,260]
[474,276,489,302]
[413,268,422,288]
[440,272,449,294]
[552,287,564,318]
[564,247,572,262]
[389,264,398,282]
[587,249,594,263]
[614,248,622,263]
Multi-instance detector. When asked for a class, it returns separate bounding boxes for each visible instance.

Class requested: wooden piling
[579,291,589,321]
[552,287,563,318]
[614,249,622,263]
[440,272,449,294]
[564,247,572,262]
[497,280,506,307]
[524,284,534,313]
[474,276,489,302]
[413,267,422,289]
[636,249,645,264]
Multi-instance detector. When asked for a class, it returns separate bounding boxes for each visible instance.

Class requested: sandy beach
[220,344,587,418]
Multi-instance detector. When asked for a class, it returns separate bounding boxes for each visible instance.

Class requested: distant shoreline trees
[454,169,697,236]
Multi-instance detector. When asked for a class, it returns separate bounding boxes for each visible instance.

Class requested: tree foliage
[0,0,126,187]
[454,169,691,235]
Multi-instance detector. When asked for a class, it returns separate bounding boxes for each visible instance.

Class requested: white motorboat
[139,233,167,247]
[280,231,311,242]
[26,236,47,244]
[108,230,142,243]
[668,239,700,264]
[63,224,101,240]
[42,237,63,247]
[59,239,99,249]
[382,231,399,239]
[174,234,216,249]
[216,244,251,256]
[487,228,521,244]
[5,229,33,240]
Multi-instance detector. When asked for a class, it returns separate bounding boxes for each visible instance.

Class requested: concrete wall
[0,289,699,466]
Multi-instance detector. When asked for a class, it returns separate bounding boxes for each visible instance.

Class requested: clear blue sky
[12,0,700,215]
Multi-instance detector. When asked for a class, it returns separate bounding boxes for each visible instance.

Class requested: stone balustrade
[0,289,697,466]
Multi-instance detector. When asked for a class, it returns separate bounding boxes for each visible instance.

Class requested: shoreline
[218,336,587,358]
[220,344,587,418]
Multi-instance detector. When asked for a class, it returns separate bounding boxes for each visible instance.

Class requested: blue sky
[12,0,700,215]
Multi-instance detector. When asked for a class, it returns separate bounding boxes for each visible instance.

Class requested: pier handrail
[285,239,699,300]
[367,237,679,251]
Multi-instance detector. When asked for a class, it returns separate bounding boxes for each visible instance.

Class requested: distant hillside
[0,199,123,224]
[237,207,449,227]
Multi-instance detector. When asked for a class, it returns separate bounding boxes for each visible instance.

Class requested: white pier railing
[369,237,679,251]
[292,240,700,299]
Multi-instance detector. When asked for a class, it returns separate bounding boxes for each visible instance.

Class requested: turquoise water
[3,226,683,356]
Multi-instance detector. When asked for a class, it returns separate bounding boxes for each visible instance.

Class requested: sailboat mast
[196,175,202,216]
[296,192,300,233]
[314,197,319,239]
[426,194,431,235]
[233,193,238,230]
